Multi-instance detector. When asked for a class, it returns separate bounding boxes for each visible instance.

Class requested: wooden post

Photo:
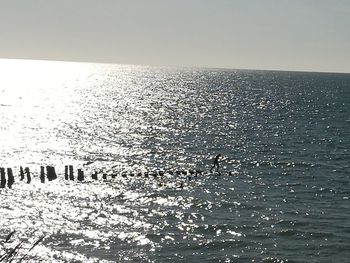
[20,166,25,181]
[25,167,31,184]
[69,165,74,181]
[46,166,52,181]
[91,171,98,180]
[40,166,45,183]
[7,168,14,189]
[51,166,57,180]
[77,169,84,181]
[64,166,69,180]
[0,168,6,188]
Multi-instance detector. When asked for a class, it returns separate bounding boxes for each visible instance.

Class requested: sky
[0,0,350,73]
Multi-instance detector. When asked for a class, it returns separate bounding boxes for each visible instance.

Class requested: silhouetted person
[210,154,221,174]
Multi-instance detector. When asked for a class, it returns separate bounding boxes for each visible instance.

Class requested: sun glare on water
[0,59,96,166]
[0,58,94,95]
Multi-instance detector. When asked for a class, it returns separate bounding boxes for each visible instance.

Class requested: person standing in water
[210,154,221,174]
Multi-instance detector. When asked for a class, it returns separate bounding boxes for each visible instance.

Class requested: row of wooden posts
[1,166,31,189]
[0,166,204,189]
[0,165,92,189]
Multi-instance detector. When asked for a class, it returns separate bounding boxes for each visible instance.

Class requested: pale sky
[0,0,350,73]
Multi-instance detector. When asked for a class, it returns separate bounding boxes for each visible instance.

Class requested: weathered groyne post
[77,169,84,181]
[40,166,45,183]
[64,166,69,180]
[46,166,57,181]
[46,166,51,181]
[51,166,57,180]
[92,171,98,180]
[0,168,6,188]
[69,165,74,181]
[102,173,107,180]
[25,167,31,184]
[7,168,14,189]
[20,166,25,181]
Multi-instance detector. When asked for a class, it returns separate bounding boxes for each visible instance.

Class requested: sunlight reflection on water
[1,59,350,262]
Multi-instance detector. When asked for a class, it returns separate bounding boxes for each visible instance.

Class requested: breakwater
[0,165,211,189]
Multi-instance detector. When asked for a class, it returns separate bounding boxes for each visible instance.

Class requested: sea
[0,59,349,262]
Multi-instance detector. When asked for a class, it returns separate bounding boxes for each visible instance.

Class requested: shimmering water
[0,59,350,262]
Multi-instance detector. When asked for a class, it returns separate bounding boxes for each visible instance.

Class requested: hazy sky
[1,0,350,72]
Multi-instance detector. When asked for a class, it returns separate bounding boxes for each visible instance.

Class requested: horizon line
[1,56,350,75]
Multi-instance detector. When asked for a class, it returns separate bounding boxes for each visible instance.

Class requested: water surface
[0,59,350,262]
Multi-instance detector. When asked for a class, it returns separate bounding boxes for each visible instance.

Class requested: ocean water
[0,59,350,262]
